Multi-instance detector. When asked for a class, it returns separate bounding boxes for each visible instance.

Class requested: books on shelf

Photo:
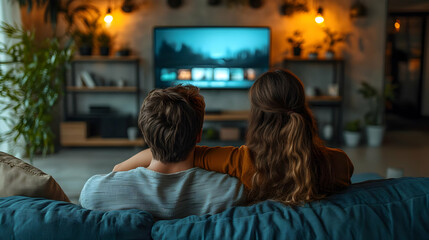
[80,71,96,88]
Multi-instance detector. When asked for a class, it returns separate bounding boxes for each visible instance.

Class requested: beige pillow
[0,151,70,202]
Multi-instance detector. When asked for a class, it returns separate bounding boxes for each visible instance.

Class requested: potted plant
[357,81,395,147]
[308,44,322,59]
[0,23,72,161]
[73,30,94,55]
[323,28,347,59]
[287,30,304,57]
[97,30,113,56]
[343,120,361,147]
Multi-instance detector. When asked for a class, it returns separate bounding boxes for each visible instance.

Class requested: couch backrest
[152,177,429,239]
[0,196,154,240]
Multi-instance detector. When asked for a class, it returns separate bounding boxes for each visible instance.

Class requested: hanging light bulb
[394,19,400,32]
[315,7,324,24]
[104,7,113,27]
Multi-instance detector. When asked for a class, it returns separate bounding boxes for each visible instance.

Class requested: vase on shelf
[325,50,335,59]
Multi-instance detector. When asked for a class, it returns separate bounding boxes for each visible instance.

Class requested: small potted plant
[357,81,395,147]
[308,44,322,59]
[97,30,113,56]
[343,119,361,147]
[323,28,347,59]
[73,30,94,56]
[287,30,304,57]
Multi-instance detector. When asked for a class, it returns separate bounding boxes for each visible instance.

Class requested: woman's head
[247,69,332,205]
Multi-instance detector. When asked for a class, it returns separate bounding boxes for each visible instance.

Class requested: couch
[1,177,429,240]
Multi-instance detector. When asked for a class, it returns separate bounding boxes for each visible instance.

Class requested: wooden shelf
[283,58,344,62]
[72,56,139,62]
[66,86,137,92]
[61,137,145,147]
[205,110,250,121]
[307,96,342,102]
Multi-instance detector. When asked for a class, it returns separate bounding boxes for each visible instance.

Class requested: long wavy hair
[246,69,334,205]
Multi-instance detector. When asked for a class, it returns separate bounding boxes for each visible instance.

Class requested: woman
[114,69,353,205]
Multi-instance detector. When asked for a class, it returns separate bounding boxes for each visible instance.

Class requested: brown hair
[246,69,334,205]
[139,85,205,163]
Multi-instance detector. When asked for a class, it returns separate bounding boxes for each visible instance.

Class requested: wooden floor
[30,130,429,203]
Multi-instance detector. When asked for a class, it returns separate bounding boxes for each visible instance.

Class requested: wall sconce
[394,19,400,32]
[104,7,113,27]
[315,7,324,24]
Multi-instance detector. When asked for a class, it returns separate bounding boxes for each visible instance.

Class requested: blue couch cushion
[152,177,429,239]
[0,196,154,240]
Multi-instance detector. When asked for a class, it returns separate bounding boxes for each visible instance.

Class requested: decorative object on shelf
[308,44,322,59]
[202,128,219,140]
[0,23,72,161]
[287,30,304,57]
[208,0,222,6]
[322,123,334,141]
[343,120,361,147]
[323,28,348,59]
[220,127,241,141]
[117,44,131,56]
[167,0,182,8]
[97,30,113,56]
[357,81,395,147]
[249,0,263,9]
[327,83,339,96]
[279,0,308,16]
[127,127,138,141]
[350,0,367,18]
[315,7,324,24]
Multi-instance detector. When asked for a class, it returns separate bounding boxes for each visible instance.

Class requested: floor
[30,130,429,204]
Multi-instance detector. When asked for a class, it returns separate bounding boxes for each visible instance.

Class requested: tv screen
[154,27,271,89]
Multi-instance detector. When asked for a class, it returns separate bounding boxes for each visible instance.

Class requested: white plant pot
[366,125,385,147]
[325,51,335,59]
[343,131,361,147]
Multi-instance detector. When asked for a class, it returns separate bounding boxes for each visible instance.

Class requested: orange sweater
[194,145,354,190]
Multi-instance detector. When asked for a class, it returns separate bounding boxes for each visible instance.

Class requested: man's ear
[196,129,202,143]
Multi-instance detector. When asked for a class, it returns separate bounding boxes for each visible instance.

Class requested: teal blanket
[152,177,429,239]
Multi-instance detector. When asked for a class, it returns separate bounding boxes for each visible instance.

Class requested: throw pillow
[0,151,70,202]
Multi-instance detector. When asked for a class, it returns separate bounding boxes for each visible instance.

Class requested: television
[154,27,271,89]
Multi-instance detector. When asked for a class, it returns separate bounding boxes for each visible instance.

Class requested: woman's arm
[194,145,255,189]
[113,149,152,172]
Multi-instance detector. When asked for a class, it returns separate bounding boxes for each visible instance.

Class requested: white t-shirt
[79,167,246,220]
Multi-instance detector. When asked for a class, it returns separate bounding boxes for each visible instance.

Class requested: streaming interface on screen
[154,27,271,89]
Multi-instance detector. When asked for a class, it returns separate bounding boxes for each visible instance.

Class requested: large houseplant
[358,81,395,147]
[0,23,72,160]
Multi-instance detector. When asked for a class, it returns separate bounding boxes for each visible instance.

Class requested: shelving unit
[62,56,144,147]
[283,58,345,145]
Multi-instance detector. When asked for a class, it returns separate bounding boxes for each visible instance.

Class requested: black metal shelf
[283,58,345,145]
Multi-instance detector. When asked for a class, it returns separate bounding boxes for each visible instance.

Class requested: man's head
[139,85,205,163]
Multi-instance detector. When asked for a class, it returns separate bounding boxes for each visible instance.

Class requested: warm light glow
[394,19,400,32]
[315,14,324,24]
[104,7,113,27]
[104,14,113,24]
[315,7,324,24]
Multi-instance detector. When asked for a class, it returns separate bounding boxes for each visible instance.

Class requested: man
[79,85,245,220]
